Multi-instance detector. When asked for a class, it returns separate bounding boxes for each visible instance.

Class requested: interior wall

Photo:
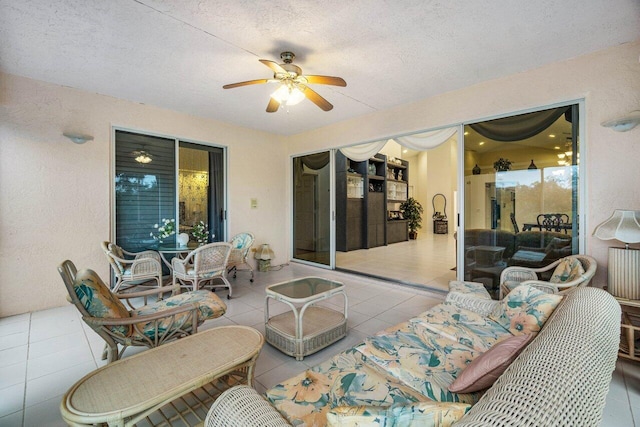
[285,40,640,286]
[0,72,287,316]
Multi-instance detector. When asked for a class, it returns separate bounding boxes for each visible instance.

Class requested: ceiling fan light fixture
[135,151,153,164]
[270,85,305,106]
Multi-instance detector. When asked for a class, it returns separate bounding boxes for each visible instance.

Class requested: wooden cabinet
[336,152,410,251]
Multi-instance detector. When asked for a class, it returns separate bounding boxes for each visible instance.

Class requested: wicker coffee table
[265,276,348,360]
[60,326,263,427]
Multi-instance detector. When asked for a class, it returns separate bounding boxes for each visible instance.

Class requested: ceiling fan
[223,51,346,112]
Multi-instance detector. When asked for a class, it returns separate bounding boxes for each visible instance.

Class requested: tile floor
[0,262,638,426]
[336,233,457,291]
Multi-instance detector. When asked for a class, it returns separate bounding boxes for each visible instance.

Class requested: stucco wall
[286,40,640,287]
[0,73,287,316]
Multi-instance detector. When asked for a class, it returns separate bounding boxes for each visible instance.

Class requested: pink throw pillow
[448,334,532,393]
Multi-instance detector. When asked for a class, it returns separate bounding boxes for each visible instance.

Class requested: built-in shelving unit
[336,152,409,251]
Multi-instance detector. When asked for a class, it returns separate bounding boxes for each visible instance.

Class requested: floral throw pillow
[489,285,563,336]
[549,257,585,284]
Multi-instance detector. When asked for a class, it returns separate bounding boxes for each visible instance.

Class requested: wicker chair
[227,232,255,282]
[59,260,227,363]
[172,242,233,298]
[499,254,596,299]
[101,241,163,293]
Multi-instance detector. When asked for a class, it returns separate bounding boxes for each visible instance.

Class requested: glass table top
[267,277,343,300]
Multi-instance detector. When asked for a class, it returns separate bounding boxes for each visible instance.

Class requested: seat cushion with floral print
[448,281,492,300]
[73,269,131,336]
[326,401,471,427]
[130,290,226,340]
[549,256,585,284]
[489,285,563,336]
[411,303,512,353]
[185,267,226,278]
[266,348,430,427]
[355,322,482,405]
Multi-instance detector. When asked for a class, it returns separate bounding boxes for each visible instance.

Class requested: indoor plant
[493,158,512,171]
[400,197,423,239]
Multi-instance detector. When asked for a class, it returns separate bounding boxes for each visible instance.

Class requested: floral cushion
[130,290,226,339]
[489,285,563,336]
[266,348,429,427]
[73,269,131,336]
[355,322,481,404]
[549,256,585,284]
[326,401,471,427]
[411,304,511,352]
[448,281,492,300]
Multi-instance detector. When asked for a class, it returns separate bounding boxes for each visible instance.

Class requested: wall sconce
[254,244,275,272]
[63,132,94,144]
[601,110,640,132]
[593,209,640,299]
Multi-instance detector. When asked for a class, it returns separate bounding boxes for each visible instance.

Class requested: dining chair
[58,260,227,363]
[101,241,163,293]
[172,242,234,298]
[227,232,255,283]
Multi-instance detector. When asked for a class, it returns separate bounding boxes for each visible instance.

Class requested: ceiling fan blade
[259,59,287,75]
[304,75,347,87]
[303,87,333,111]
[266,97,280,113]
[223,79,270,89]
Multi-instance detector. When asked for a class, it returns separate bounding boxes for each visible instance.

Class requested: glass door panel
[293,152,331,266]
[178,142,225,243]
[462,105,579,298]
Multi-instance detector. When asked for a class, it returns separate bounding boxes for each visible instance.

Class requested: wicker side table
[61,326,264,427]
[613,296,640,361]
[265,277,348,360]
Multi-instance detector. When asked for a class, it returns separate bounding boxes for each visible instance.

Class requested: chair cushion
[73,269,131,336]
[355,322,481,404]
[448,281,492,300]
[489,285,563,336]
[411,304,512,352]
[130,290,226,339]
[266,348,429,427]
[549,256,585,284]
[108,243,126,274]
[448,334,532,393]
[326,401,471,427]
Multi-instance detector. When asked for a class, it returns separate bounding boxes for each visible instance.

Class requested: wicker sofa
[205,285,620,427]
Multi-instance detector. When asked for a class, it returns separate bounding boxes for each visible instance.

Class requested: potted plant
[493,158,512,172]
[400,197,424,239]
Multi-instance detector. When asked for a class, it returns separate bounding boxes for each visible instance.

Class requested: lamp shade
[255,244,275,260]
[593,210,640,244]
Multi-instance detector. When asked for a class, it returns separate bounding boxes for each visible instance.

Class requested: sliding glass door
[114,130,226,257]
[292,152,332,267]
[462,105,580,298]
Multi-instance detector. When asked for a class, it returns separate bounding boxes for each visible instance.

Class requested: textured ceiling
[1,0,639,136]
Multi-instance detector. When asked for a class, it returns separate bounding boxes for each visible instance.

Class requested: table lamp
[593,210,640,299]
[255,244,275,272]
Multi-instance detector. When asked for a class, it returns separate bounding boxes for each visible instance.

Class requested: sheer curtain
[339,127,458,161]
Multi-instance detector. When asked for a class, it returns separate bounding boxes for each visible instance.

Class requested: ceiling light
[601,110,640,132]
[63,132,93,144]
[135,151,153,164]
[479,141,485,146]
[549,134,556,138]
[402,149,408,153]
[271,84,305,106]
[557,153,566,159]
[464,131,469,135]
[554,146,560,150]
